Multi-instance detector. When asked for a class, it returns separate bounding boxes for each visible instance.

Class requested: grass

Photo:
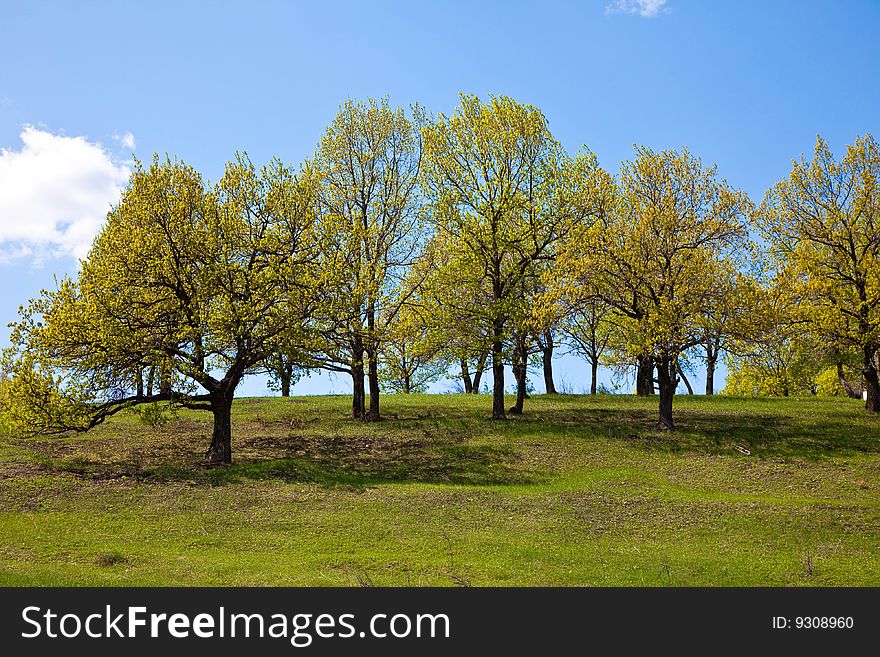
[0,393,878,586]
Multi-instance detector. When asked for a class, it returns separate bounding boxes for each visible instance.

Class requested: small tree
[560,300,615,395]
[264,353,305,397]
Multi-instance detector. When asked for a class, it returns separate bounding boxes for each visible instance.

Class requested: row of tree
[1,95,877,464]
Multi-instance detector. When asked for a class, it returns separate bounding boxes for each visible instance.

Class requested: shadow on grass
[521,404,880,459]
[488,397,880,461]
[39,434,541,489]
[24,396,880,485]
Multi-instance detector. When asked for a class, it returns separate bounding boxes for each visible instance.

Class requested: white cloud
[606,0,670,17]
[114,131,136,151]
[0,126,131,264]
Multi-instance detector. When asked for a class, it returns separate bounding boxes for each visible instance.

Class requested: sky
[1,0,878,396]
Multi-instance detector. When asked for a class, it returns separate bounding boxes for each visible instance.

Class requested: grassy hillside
[0,393,878,586]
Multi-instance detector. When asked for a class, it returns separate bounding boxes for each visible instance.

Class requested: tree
[309,97,424,421]
[691,259,755,395]
[553,147,751,430]
[759,135,880,413]
[560,299,614,394]
[264,353,304,397]
[375,299,448,394]
[421,95,603,418]
[530,266,563,395]
[534,329,558,394]
[1,155,322,464]
[458,348,490,394]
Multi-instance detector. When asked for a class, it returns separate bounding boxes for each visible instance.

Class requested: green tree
[263,353,305,397]
[1,155,322,463]
[722,276,818,397]
[421,95,603,418]
[553,147,751,429]
[309,97,424,421]
[758,135,880,413]
[560,299,615,395]
[378,303,449,394]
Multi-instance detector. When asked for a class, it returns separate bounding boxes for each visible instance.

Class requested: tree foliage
[2,155,322,463]
[308,97,424,421]
[551,147,752,429]
[758,135,880,412]
[421,94,605,418]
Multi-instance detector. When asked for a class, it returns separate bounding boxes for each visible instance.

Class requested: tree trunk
[590,358,598,395]
[460,359,473,394]
[510,337,527,415]
[491,321,506,420]
[472,350,488,394]
[366,348,381,422]
[863,345,880,413]
[655,355,676,431]
[146,366,155,397]
[352,365,365,419]
[365,306,381,421]
[705,355,716,396]
[837,362,862,399]
[677,362,694,395]
[636,355,654,396]
[542,330,557,395]
[136,369,144,398]
[205,392,234,464]
[280,362,293,397]
[350,334,366,419]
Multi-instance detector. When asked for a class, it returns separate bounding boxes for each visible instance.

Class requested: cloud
[114,131,136,151]
[606,0,670,17]
[0,126,131,265]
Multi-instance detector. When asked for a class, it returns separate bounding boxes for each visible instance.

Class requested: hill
[0,394,877,586]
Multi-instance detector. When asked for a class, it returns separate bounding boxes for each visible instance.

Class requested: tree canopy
[1,96,878,461]
[758,135,880,413]
[2,155,323,463]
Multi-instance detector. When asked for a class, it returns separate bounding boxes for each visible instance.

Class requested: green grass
[1,393,878,586]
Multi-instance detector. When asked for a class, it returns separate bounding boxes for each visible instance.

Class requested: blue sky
[1,0,878,396]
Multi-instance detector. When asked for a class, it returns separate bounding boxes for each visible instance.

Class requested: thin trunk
[352,366,365,419]
[366,349,380,421]
[636,355,654,396]
[401,354,412,394]
[590,358,598,395]
[472,350,488,394]
[491,320,506,420]
[136,369,144,398]
[205,391,233,465]
[542,330,557,395]
[365,306,380,421]
[837,362,862,399]
[460,359,473,394]
[510,337,528,415]
[146,366,155,397]
[677,362,694,395]
[863,345,880,413]
[705,355,716,396]
[656,355,676,431]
